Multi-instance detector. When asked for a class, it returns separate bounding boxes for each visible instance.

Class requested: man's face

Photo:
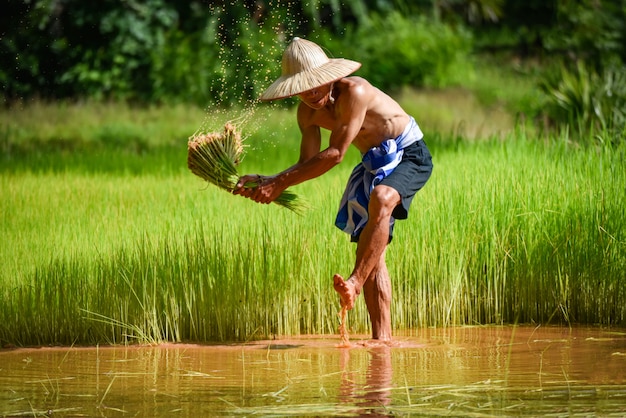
[298,83,332,109]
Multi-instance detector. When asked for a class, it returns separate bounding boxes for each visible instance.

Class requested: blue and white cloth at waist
[335,116,423,237]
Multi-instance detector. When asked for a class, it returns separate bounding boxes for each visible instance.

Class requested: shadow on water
[1,326,625,417]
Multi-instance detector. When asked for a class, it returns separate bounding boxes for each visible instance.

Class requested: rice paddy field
[0,94,625,348]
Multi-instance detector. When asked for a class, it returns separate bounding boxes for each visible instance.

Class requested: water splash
[196,1,308,144]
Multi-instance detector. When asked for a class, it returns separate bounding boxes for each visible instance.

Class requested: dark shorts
[350,139,433,243]
[380,139,433,219]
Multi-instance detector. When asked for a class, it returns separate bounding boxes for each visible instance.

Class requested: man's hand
[233,174,285,204]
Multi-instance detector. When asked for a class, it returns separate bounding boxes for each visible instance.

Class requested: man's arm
[297,112,322,164]
[234,83,369,203]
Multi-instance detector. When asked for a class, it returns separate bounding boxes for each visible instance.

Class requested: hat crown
[281,37,330,77]
[260,37,361,101]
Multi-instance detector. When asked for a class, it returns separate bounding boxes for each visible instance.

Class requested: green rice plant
[0,167,347,345]
[391,131,626,330]
[1,131,624,346]
[187,123,308,214]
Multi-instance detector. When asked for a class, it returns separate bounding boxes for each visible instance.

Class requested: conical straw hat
[260,37,361,101]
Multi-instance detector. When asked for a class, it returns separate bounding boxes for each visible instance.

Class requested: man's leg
[362,250,392,340]
[333,185,400,311]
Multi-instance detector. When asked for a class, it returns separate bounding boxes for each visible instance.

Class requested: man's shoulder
[335,77,379,107]
[338,76,370,89]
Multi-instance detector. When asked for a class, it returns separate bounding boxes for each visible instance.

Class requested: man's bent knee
[369,185,401,217]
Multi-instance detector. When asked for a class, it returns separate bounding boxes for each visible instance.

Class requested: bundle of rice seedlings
[187,123,307,214]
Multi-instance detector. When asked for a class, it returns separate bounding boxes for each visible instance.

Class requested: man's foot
[333,274,358,310]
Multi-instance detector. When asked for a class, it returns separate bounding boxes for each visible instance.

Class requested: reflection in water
[0,327,625,417]
[363,346,393,409]
[340,345,393,416]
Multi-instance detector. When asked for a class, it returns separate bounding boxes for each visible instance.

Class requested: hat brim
[259,58,361,101]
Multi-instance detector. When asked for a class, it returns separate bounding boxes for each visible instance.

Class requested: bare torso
[297,77,409,154]
[234,76,411,202]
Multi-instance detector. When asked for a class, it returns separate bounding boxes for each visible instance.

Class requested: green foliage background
[2,1,624,101]
[2,0,625,138]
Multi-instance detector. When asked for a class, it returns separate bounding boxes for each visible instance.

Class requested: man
[234,37,433,341]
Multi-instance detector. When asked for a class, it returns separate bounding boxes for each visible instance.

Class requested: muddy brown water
[1,326,625,417]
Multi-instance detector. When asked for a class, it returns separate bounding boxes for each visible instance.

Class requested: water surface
[1,326,625,416]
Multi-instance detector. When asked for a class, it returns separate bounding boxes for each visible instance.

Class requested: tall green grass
[392,131,625,330]
[1,101,624,346]
[0,171,350,345]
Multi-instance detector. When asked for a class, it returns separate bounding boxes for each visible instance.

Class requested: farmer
[234,37,433,341]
